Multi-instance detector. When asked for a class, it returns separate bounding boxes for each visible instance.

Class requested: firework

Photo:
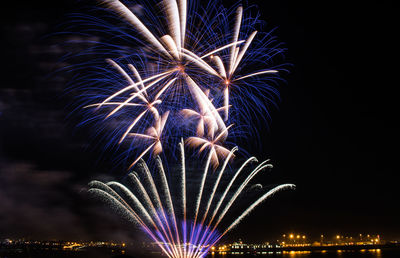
[68,0,286,167]
[88,142,294,257]
[67,0,293,256]
[185,124,233,170]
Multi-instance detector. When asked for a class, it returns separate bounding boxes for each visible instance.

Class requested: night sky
[0,0,399,244]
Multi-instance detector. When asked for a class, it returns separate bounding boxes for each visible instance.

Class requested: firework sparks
[127,111,170,168]
[88,144,294,258]
[185,124,233,170]
[70,0,285,167]
[68,1,293,256]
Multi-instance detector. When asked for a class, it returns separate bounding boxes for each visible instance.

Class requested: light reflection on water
[208,248,392,258]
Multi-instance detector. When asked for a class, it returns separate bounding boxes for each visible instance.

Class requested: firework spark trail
[229,6,243,77]
[100,74,169,119]
[135,162,175,245]
[140,160,181,257]
[179,139,187,256]
[233,70,279,82]
[208,156,259,223]
[127,173,180,256]
[231,31,257,73]
[180,50,221,77]
[88,181,176,256]
[88,188,173,257]
[127,111,170,168]
[196,160,275,252]
[208,184,296,251]
[156,156,183,257]
[191,147,237,257]
[163,0,182,55]
[226,184,295,232]
[128,64,147,95]
[114,61,148,102]
[178,0,187,47]
[128,173,167,229]
[96,68,175,107]
[187,150,213,257]
[200,146,237,226]
[196,157,264,247]
[212,160,273,227]
[199,41,245,59]
[196,183,292,258]
[89,145,293,258]
[91,184,178,256]
[118,101,160,143]
[105,59,147,103]
[107,181,160,229]
[101,0,172,58]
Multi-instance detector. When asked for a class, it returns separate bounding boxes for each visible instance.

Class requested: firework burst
[66,0,286,168]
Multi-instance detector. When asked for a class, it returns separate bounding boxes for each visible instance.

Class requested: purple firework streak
[89,142,294,257]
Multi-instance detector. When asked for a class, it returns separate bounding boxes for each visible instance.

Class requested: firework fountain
[67,0,293,256]
[89,141,294,257]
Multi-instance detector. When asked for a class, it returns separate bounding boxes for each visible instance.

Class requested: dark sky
[0,0,399,244]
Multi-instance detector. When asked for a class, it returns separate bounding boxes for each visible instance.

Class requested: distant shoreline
[221,243,400,255]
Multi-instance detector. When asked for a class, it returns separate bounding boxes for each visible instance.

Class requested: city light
[1,234,396,257]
